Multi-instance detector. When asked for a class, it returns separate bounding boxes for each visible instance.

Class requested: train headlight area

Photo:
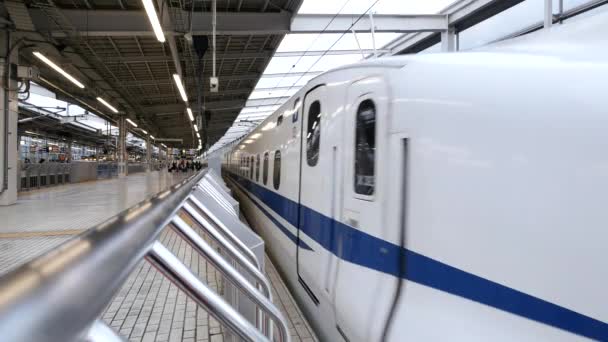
[0,0,607,341]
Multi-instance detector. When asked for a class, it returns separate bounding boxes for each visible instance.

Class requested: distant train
[222,12,608,342]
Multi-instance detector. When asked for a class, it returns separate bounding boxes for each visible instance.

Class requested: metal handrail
[182,202,270,295]
[171,216,290,342]
[173,214,272,300]
[0,170,289,342]
[188,195,262,270]
[146,242,269,342]
[0,171,206,342]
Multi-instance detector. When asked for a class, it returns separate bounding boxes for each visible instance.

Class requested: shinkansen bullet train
[221,12,608,342]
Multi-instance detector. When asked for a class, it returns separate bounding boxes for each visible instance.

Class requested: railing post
[145,241,269,342]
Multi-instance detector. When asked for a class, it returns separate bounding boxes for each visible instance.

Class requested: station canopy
[208,0,458,153]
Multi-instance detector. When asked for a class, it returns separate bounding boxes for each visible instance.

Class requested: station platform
[0,171,318,342]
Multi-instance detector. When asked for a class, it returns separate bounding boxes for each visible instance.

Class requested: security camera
[210,77,219,93]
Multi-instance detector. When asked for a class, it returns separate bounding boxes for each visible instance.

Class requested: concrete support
[67,141,73,162]
[0,31,18,206]
[117,116,127,177]
[146,136,152,172]
[441,27,456,52]
[544,0,553,28]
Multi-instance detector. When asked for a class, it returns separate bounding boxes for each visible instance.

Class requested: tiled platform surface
[0,171,191,234]
[0,171,318,342]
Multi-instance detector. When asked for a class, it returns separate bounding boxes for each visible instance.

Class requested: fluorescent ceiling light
[173,74,188,102]
[141,0,165,43]
[187,108,194,122]
[150,135,155,139]
[126,118,138,127]
[33,51,85,89]
[141,129,148,134]
[196,132,200,138]
[96,97,118,113]
[193,124,198,131]
[161,143,167,148]
[25,130,38,135]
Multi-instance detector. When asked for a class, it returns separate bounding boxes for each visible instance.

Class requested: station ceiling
[5,0,304,149]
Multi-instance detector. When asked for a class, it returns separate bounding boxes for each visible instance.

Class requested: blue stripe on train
[226,171,608,341]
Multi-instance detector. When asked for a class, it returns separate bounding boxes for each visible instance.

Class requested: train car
[222,12,608,342]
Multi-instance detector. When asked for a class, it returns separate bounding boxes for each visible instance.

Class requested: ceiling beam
[29,9,448,36]
[121,73,259,87]
[291,14,448,33]
[144,99,246,114]
[274,49,391,57]
[100,51,273,63]
[383,0,527,55]
[141,87,253,100]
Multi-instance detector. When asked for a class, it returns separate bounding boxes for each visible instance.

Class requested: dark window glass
[354,99,376,196]
[250,156,254,179]
[292,98,300,122]
[306,100,321,166]
[263,152,269,185]
[255,154,260,182]
[277,114,283,126]
[273,150,281,190]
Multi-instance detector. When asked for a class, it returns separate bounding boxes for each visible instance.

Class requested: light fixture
[25,130,38,135]
[173,74,188,102]
[33,51,85,89]
[196,132,200,138]
[141,0,166,43]
[126,118,138,127]
[150,135,155,140]
[161,143,167,148]
[187,108,194,122]
[141,129,148,134]
[193,124,198,131]
[96,97,118,113]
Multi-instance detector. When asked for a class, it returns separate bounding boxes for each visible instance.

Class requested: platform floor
[0,171,317,342]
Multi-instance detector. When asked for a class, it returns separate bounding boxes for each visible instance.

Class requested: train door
[332,76,397,341]
[296,84,335,303]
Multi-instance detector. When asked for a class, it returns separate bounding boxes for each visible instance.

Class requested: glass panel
[355,99,376,196]
[263,152,269,185]
[256,154,260,182]
[307,101,321,166]
[273,150,281,190]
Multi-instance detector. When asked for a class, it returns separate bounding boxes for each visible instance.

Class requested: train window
[292,98,300,123]
[263,152,269,185]
[255,154,260,182]
[273,150,281,190]
[306,100,321,166]
[354,99,376,196]
[277,114,284,126]
[250,156,254,179]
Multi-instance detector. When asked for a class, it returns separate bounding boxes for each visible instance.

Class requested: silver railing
[0,170,291,342]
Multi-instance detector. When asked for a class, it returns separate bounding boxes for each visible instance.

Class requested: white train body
[222,13,608,342]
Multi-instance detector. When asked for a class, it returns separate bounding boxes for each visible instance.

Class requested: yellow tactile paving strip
[0,229,84,239]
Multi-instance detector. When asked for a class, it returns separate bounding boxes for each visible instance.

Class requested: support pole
[145,139,150,172]
[0,30,18,205]
[118,116,127,177]
[544,0,553,28]
[441,27,456,52]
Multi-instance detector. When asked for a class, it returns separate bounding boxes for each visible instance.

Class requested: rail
[0,169,291,342]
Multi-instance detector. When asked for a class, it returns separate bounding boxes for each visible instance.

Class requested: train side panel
[385,51,608,341]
